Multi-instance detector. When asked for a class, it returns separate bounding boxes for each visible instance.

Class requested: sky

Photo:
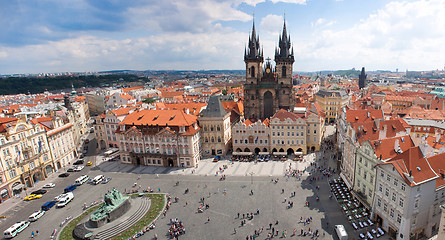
[1,0,445,75]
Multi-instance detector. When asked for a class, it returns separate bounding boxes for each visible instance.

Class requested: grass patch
[111,194,165,240]
[59,205,101,240]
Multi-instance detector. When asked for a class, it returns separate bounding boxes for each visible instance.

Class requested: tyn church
[243,20,295,120]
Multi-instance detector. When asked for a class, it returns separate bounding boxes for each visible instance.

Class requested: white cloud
[0,26,249,74]
[260,14,284,33]
[236,0,266,6]
[295,0,445,71]
[270,0,307,4]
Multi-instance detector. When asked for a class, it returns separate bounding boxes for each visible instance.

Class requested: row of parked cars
[3,164,106,238]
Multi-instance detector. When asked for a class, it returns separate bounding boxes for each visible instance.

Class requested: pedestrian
[36,230,39,236]
[185,201,188,206]
[207,217,210,222]
[234,228,237,234]
[31,231,34,238]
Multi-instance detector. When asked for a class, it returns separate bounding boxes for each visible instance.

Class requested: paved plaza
[0,125,380,240]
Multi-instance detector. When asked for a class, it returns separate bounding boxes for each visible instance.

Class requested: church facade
[243,21,295,120]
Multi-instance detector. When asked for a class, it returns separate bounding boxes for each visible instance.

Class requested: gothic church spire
[244,19,263,61]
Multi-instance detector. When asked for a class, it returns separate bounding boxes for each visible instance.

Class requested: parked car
[28,210,45,222]
[57,192,74,208]
[42,183,55,188]
[58,173,70,178]
[102,177,112,184]
[3,221,29,239]
[64,184,77,193]
[54,194,65,201]
[86,161,93,166]
[73,160,84,165]
[67,168,75,172]
[41,200,56,211]
[74,166,84,172]
[31,189,47,195]
[24,194,42,201]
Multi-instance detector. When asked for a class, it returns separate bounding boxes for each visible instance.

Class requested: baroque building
[243,20,295,120]
[116,109,201,168]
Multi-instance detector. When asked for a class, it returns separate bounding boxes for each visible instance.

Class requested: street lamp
[249,171,255,185]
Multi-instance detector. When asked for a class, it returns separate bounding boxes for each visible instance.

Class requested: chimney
[379,124,387,140]
[436,133,441,143]
[394,139,400,153]
[409,170,412,177]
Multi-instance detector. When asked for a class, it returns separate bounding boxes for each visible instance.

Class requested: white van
[75,175,89,185]
[335,225,348,240]
[57,192,74,208]
[28,210,45,222]
[4,221,29,239]
[92,175,104,185]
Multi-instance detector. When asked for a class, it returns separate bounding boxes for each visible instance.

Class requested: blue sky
[0,0,445,74]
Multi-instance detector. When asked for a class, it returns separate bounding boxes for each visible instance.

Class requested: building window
[234,140,237,144]
[397,214,401,223]
[387,175,391,181]
[390,209,394,217]
[394,179,398,186]
[385,188,389,197]
[392,193,396,202]
[399,198,404,207]
[377,198,381,207]
[379,184,382,192]
[401,184,406,191]
[381,170,384,178]
[384,203,387,212]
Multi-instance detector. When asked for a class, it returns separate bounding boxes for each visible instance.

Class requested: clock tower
[243,19,295,120]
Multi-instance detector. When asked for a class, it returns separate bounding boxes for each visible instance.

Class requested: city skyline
[1,0,445,75]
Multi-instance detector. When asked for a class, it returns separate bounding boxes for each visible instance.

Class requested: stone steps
[94,197,151,240]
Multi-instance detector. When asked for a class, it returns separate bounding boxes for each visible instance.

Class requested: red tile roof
[382,146,438,186]
[120,109,197,127]
[111,106,138,116]
[346,109,384,124]
[271,109,302,121]
[370,135,414,160]
[425,152,445,188]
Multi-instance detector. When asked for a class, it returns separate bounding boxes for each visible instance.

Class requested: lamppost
[249,171,255,185]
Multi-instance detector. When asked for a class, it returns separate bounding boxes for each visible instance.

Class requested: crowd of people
[168,218,185,239]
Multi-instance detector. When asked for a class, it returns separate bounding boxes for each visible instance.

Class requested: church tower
[243,19,295,120]
[359,67,367,89]
[275,21,294,85]
[244,21,263,85]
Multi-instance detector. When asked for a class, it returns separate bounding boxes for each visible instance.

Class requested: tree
[143,97,156,104]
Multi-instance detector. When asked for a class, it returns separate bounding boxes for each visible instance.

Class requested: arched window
[218,137,221,143]
[204,126,207,131]
[205,137,208,142]
[210,126,214,131]
[250,66,255,78]
[282,66,286,78]
[211,138,215,143]
[217,126,220,131]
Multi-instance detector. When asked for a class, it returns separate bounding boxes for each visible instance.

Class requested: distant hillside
[0,74,145,95]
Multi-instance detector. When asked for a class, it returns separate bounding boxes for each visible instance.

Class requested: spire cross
[266,57,271,62]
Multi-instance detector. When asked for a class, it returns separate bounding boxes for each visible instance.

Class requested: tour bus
[3,221,30,239]
[75,175,89,185]
[92,175,104,185]
[28,210,45,222]
[57,192,74,208]
[335,225,348,240]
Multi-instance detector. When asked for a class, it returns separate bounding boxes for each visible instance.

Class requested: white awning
[273,152,287,156]
[232,152,253,156]
[258,152,270,155]
[294,152,304,155]
[1,189,8,195]
[12,184,24,191]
